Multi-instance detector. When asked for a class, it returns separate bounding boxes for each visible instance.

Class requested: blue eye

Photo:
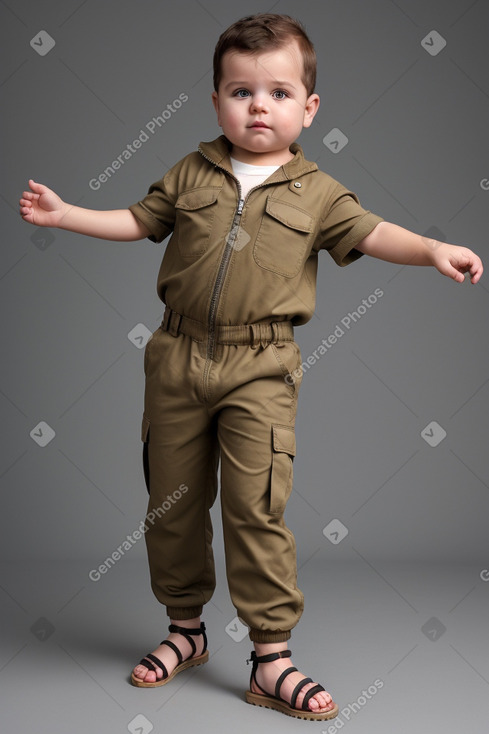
[234,89,250,98]
[273,90,288,100]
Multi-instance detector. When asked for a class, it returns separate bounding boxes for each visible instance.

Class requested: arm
[356,221,483,284]
[19,179,150,241]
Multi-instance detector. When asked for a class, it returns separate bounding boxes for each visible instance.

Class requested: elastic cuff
[166,605,203,620]
[248,627,292,643]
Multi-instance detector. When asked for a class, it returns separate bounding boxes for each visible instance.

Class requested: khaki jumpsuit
[128,135,383,642]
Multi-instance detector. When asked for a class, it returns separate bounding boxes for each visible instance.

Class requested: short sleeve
[128,169,178,244]
[316,183,384,266]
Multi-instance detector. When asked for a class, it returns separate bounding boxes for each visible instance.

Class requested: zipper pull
[237,198,244,215]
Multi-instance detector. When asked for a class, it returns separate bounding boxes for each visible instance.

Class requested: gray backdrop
[1,1,488,732]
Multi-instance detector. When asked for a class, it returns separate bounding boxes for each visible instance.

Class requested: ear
[302,93,320,129]
[211,91,221,126]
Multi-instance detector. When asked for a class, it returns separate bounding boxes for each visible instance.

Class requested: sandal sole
[131,650,209,688]
[245,690,339,721]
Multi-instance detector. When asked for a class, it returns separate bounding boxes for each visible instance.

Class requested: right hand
[19,179,67,227]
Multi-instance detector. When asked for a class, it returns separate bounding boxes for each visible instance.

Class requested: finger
[448,253,479,282]
[22,191,40,201]
[19,198,32,207]
[452,270,465,283]
[469,256,483,274]
[439,259,465,282]
[459,256,482,283]
[469,264,483,284]
[28,179,45,194]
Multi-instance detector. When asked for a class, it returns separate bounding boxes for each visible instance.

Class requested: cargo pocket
[269,425,296,514]
[174,187,220,258]
[141,414,150,494]
[253,197,314,278]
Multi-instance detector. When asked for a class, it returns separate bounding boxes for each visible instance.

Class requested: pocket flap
[141,414,150,442]
[272,425,296,456]
[175,187,220,211]
[265,197,313,233]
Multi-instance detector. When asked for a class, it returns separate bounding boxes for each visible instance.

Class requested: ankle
[253,641,289,657]
[169,615,201,629]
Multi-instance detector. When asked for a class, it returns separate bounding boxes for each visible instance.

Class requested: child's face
[212,39,319,165]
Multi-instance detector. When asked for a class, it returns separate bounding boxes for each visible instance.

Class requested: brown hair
[213,13,317,96]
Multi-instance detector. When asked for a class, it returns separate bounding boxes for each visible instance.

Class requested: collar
[198,134,317,182]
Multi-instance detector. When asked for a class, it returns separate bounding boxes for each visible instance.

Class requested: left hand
[430,243,483,284]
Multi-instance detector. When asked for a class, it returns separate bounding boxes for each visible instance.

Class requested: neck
[229,146,295,166]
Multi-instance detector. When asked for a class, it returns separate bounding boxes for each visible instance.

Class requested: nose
[249,93,268,113]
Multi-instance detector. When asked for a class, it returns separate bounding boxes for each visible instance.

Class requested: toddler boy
[19,12,482,722]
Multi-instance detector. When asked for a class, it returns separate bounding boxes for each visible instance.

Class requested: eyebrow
[224,80,297,90]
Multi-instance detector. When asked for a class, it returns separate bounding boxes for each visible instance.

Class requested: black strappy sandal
[131,622,209,688]
[245,649,339,720]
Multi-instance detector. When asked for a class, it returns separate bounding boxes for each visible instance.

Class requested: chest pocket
[174,187,220,258]
[253,197,314,278]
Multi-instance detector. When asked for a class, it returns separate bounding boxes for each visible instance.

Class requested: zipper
[206,192,244,360]
[197,146,290,364]
[198,147,247,362]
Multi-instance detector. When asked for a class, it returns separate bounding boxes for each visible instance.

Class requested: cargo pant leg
[215,340,304,643]
[141,327,219,619]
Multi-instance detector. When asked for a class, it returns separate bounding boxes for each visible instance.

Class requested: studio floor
[1,558,487,733]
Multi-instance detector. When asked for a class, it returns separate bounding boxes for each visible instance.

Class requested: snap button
[293,181,302,188]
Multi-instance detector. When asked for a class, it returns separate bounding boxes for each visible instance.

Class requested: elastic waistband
[161,307,294,347]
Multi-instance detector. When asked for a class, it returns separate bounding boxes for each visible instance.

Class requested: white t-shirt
[230,156,280,199]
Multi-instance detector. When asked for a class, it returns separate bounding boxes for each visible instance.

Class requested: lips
[250,121,270,129]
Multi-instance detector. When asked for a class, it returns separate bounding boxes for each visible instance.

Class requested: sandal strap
[246,648,326,713]
[137,657,157,673]
[247,649,292,665]
[301,683,326,711]
[136,621,208,681]
[169,623,206,635]
[167,622,208,656]
[246,650,294,699]
[274,665,298,699]
[290,677,313,709]
[159,639,183,665]
[141,653,169,680]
